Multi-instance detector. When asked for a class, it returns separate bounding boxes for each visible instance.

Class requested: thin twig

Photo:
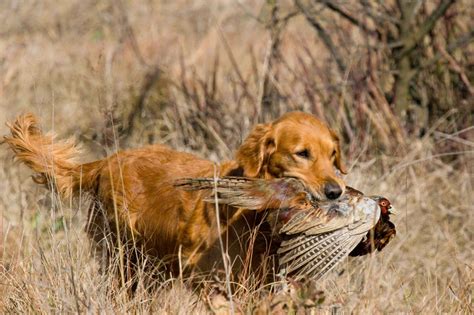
[395,0,456,60]
[422,29,474,72]
[115,0,149,68]
[217,25,255,103]
[295,0,346,74]
[319,0,381,38]
[212,166,235,315]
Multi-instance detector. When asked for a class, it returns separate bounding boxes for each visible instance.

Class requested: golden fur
[3,111,346,278]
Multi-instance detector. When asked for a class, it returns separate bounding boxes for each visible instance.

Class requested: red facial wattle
[378,198,391,215]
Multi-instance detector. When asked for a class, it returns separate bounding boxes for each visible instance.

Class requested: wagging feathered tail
[3,113,101,199]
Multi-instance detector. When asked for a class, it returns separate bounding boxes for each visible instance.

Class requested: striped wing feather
[278,199,380,280]
[279,229,365,280]
[174,177,306,210]
[280,209,353,235]
[174,176,257,191]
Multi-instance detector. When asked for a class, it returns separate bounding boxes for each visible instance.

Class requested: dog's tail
[3,113,102,199]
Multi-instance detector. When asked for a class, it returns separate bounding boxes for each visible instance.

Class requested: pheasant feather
[175,176,396,280]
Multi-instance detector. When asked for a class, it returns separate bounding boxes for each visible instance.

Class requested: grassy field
[1,1,472,313]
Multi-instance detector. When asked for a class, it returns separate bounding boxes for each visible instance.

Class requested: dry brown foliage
[1,0,472,313]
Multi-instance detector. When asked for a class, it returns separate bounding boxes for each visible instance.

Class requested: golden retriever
[3,111,346,279]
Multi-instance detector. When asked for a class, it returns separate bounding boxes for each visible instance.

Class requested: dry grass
[1,0,472,313]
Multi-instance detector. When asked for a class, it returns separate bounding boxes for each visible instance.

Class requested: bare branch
[115,0,149,68]
[359,0,400,25]
[396,0,456,59]
[258,0,282,122]
[217,26,255,103]
[318,0,381,38]
[295,0,346,74]
[420,29,474,69]
[436,42,474,95]
[121,67,162,140]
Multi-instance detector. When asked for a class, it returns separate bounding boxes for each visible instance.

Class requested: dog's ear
[236,123,274,177]
[331,130,347,174]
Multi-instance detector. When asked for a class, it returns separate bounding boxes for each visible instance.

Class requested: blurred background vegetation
[1,0,471,160]
[0,0,472,313]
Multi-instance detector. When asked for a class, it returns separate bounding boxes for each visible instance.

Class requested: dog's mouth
[281,172,325,201]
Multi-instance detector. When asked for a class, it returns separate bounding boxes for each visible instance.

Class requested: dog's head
[236,112,347,200]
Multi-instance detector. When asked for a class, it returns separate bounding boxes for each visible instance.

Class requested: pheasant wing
[280,195,379,234]
[278,196,381,280]
[174,177,309,211]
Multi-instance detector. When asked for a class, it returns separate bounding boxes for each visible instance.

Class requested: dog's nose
[324,182,342,200]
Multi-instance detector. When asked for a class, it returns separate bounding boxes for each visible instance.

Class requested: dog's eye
[295,149,310,159]
[331,150,336,158]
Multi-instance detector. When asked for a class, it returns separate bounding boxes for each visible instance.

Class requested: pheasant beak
[388,205,397,215]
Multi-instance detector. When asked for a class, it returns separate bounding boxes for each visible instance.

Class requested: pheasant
[349,197,396,256]
[175,177,396,281]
